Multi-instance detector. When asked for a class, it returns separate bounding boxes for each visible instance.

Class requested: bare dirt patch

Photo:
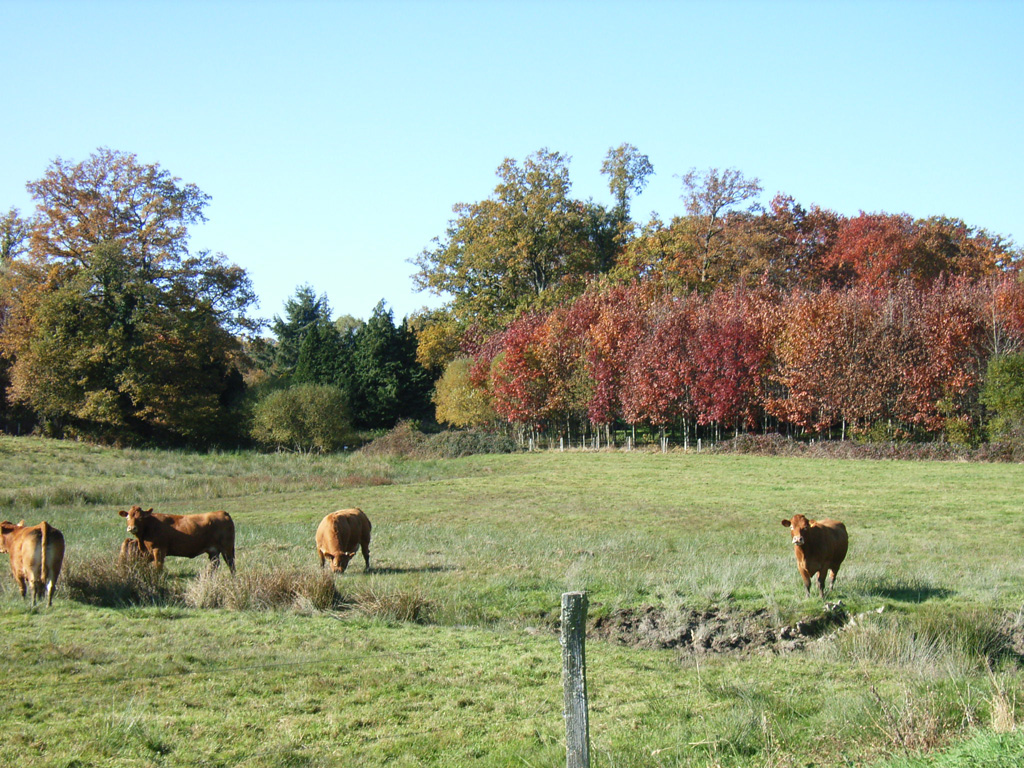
[590,604,849,654]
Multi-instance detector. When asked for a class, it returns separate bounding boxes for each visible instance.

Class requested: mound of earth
[590,604,849,654]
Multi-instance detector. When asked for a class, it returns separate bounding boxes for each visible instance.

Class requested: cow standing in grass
[0,520,65,606]
[316,509,372,574]
[781,514,848,599]
[119,505,235,574]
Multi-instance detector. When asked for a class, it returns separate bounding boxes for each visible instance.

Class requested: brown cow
[119,505,235,574]
[316,508,371,574]
[0,520,65,606]
[781,514,848,599]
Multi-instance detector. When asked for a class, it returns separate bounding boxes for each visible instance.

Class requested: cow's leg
[152,549,166,571]
[799,568,812,597]
[361,541,371,572]
[817,571,828,599]
[16,574,27,599]
[223,545,235,575]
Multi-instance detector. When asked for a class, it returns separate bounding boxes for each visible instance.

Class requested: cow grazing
[781,514,848,599]
[0,520,65,606]
[316,508,371,574]
[119,505,235,574]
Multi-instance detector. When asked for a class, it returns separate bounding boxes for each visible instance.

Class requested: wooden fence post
[561,591,590,768]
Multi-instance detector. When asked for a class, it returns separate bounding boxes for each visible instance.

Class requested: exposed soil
[590,603,850,655]
[585,603,1024,665]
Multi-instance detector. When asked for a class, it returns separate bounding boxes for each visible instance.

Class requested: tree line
[2,145,1022,450]
[433,278,1024,446]
[0,149,432,449]
[416,145,1024,446]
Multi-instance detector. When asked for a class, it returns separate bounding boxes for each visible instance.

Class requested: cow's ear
[142,508,154,516]
[119,510,128,517]
[781,519,790,527]
[17,520,25,527]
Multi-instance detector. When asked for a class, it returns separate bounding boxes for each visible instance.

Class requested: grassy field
[1,435,1023,767]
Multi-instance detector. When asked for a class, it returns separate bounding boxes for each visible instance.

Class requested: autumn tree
[411,307,464,375]
[678,167,763,286]
[911,280,988,436]
[488,313,551,426]
[914,216,1015,281]
[767,289,853,433]
[413,148,616,331]
[601,143,654,239]
[688,290,771,431]
[1,149,255,445]
[621,292,698,428]
[757,195,841,290]
[432,357,496,427]
[0,208,31,428]
[0,208,28,265]
[583,284,649,425]
[823,213,920,289]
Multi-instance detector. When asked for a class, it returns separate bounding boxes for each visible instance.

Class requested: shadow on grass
[367,565,457,575]
[856,577,954,603]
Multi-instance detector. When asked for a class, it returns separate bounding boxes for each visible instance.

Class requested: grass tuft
[183,568,337,611]
[345,578,433,623]
[61,555,173,607]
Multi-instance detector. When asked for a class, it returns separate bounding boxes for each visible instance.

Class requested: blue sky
[2,0,1021,327]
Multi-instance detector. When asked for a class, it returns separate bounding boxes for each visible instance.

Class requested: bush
[982,352,1024,438]
[359,420,428,457]
[715,434,981,462]
[360,421,519,459]
[422,429,517,458]
[251,384,355,453]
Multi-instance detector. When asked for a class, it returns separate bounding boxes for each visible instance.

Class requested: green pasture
[1,436,1023,767]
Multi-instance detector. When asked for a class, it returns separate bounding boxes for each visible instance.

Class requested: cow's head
[119,506,154,535]
[332,551,357,573]
[0,521,18,552]
[0,521,26,552]
[782,514,811,546]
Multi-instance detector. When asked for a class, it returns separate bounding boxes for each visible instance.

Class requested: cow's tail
[40,522,48,604]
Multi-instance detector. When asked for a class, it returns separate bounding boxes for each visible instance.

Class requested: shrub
[421,429,517,458]
[251,384,355,453]
[359,420,428,457]
[982,352,1024,438]
[360,421,519,458]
